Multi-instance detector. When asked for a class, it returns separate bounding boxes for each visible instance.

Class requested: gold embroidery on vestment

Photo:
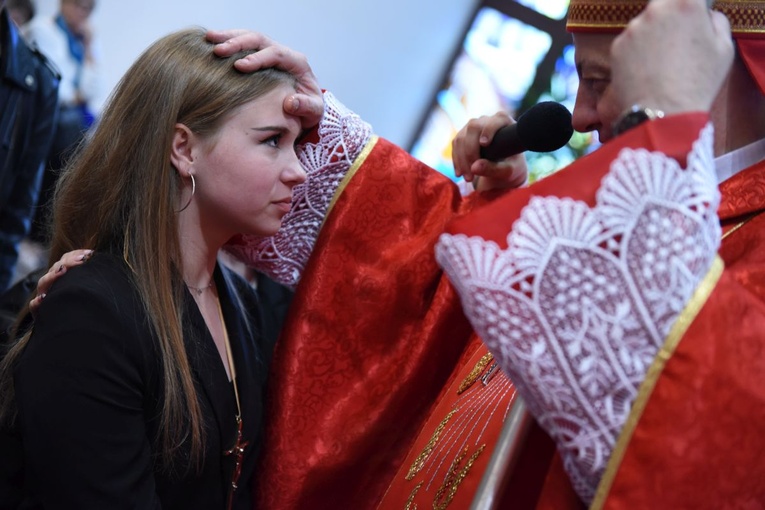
[405,408,458,481]
[433,444,487,510]
[457,353,494,395]
[404,481,424,510]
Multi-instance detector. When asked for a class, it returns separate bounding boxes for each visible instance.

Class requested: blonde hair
[0,27,296,469]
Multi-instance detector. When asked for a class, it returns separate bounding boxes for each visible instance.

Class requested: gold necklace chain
[186,280,215,296]
[215,296,249,508]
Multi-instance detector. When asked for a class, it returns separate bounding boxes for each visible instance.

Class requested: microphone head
[516,101,574,153]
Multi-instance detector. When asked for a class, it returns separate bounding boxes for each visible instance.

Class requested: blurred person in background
[21,0,98,274]
[7,0,34,28]
[0,0,59,501]
[0,0,57,293]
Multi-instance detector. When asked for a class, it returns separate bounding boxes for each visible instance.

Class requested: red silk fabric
[602,158,765,509]
[254,114,765,509]
[443,113,765,508]
[253,138,493,509]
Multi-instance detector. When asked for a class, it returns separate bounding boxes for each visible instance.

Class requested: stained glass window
[409,0,599,184]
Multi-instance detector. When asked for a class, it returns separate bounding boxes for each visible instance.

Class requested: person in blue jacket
[0,0,59,292]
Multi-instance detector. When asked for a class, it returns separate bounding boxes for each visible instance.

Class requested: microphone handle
[479,124,526,162]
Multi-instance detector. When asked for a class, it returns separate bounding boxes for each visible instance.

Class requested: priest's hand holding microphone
[453,101,574,191]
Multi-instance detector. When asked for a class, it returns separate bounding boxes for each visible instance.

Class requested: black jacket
[0,10,59,291]
[6,253,274,509]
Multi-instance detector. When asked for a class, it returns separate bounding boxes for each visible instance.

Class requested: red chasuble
[253,137,502,509]
[440,112,765,508]
[252,108,765,508]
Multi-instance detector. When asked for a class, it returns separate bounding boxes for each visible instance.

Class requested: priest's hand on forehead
[610,0,733,116]
[207,29,324,130]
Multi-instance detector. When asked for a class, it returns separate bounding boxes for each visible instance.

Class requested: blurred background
[29,0,597,182]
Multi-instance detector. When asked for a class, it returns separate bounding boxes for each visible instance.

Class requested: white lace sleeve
[223,91,373,288]
[435,124,720,503]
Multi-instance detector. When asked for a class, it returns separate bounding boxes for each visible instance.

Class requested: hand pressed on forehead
[207,29,324,129]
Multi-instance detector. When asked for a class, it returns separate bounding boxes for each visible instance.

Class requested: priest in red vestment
[437,0,765,507]
[212,0,765,508]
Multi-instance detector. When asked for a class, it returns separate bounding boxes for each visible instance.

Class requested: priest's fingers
[472,154,529,192]
[208,30,323,128]
[452,112,513,181]
[283,93,325,130]
[207,29,273,56]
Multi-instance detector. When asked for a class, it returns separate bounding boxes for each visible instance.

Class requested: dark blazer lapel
[181,285,237,451]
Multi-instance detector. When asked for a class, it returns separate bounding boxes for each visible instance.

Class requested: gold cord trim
[405,408,458,481]
[590,256,724,510]
[404,481,424,510]
[457,352,494,395]
[321,135,379,231]
[721,210,763,240]
[433,444,487,510]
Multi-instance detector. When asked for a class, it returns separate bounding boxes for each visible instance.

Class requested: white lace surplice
[435,125,720,502]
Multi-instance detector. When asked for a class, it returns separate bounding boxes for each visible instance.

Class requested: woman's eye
[264,134,281,147]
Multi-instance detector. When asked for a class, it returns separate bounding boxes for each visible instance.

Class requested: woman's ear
[170,123,195,178]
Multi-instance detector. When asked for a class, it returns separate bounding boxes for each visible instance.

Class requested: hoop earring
[177,174,196,213]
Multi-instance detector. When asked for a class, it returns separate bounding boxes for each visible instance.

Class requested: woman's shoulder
[18,253,156,384]
[54,251,136,295]
[35,252,143,330]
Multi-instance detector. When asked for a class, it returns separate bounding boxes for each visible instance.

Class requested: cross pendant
[224,416,249,510]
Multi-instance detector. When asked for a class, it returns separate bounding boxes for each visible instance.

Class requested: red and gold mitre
[566,0,765,94]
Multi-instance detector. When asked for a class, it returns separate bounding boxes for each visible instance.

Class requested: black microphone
[479,101,573,161]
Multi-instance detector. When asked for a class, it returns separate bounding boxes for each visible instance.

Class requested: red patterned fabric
[253,113,765,508]
[441,112,765,508]
[253,138,493,509]
[601,158,765,509]
[601,268,765,508]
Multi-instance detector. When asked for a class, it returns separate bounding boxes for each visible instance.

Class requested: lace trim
[223,91,373,288]
[434,124,720,503]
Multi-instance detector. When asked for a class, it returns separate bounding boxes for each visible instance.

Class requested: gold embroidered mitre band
[566,0,765,35]
[566,0,765,94]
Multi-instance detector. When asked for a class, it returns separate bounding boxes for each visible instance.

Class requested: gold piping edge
[321,135,380,232]
[722,210,764,240]
[589,255,725,510]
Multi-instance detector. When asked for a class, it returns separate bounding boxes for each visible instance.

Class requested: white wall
[34,0,479,148]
